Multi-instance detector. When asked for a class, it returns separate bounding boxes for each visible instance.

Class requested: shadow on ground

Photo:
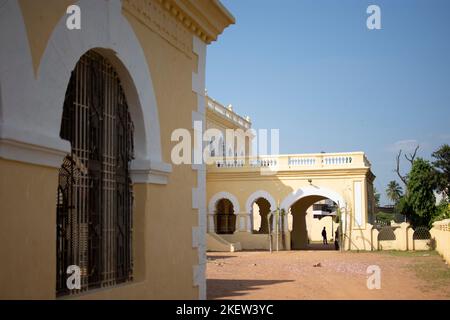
[207,279,294,299]
[305,243,338,251]
[207,255,238,261]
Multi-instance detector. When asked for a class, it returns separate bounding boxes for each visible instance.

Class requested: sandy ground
[207,250,450,300]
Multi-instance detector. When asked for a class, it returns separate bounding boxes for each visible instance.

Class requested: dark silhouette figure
[321,227,328,245]
[334,229,340,251]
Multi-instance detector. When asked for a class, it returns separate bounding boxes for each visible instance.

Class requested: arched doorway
[290,196,339,250]
[252,198,272,234]
[56,50,134,296]
[215,199,236,234]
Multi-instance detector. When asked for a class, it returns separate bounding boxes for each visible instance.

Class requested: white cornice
[124,0,235,45]
[0,123,70,168]
[0,138,68,168]
[130,159,172,184]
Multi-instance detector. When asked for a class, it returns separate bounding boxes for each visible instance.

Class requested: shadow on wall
[207,279,295,299]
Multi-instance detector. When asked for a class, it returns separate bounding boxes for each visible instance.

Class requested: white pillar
[207,213,215,233]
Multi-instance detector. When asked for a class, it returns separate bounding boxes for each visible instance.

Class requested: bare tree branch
[395,145,419,187]
[396,150,408,186]
[404,145,419,164]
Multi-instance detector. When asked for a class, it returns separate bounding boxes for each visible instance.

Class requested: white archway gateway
[281,186,349,249]
[0,0,170,182]
[280,186,346,212]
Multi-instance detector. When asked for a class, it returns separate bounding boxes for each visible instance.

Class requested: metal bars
[56,50,133,296]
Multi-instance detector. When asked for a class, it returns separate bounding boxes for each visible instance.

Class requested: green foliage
[375,211,394,223]
[406,158,437,227]
[391,145,450,227]
[373,187,381,207]
[386,180,403,205]
[396,196,412,216]
[433,200,450,223]
[432,144,450,197]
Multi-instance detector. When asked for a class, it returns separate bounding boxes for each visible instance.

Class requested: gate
[56,50,134,296]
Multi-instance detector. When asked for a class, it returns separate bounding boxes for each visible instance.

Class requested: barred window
[56,50,134,296]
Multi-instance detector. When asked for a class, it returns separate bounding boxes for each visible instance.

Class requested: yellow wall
[207,165,374,251]
[1,0,234,300]
[431,220,450,264]
[305,211,339,243]
[18,0,73,75]
[0,159,59,299]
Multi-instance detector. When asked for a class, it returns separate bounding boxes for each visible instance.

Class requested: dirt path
[207,251,450,300]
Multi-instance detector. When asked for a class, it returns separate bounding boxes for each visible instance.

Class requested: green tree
[396,195,412,218]
[433,200,450,223]
[386,180,403,205]
[406,158,437,227]
[374,187,381,207]
[432,144,450,198]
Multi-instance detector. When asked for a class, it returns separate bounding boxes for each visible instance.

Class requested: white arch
[0,0,170,181]
[245,190,277,213]
[280,186,346,212]
[208,192,240,215]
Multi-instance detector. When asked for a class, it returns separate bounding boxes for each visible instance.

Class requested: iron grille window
[56,50,134,296]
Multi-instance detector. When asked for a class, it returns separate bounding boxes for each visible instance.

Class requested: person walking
[321,227,328,245]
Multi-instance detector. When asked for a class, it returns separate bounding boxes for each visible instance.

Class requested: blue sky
[206,0,450,205]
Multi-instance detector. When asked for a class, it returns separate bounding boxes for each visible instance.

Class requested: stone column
[207,213,215,233]
[235,213,252,232]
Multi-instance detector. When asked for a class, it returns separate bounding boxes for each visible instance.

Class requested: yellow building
[0,0,233,299]
[205,96,376,252]
[0,0,378,300]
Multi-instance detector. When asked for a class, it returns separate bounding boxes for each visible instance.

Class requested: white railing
[323,156,353,165]
[209,152,369,171]
[215,159,245,168]
[207,97,251,129]
[249,157,278,168]
[288,157,317,166]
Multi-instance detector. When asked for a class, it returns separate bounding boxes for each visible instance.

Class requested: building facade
[205,96,376,252]
[0,0,234,299]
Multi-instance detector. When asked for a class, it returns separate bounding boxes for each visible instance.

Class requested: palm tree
[386,180,403,205]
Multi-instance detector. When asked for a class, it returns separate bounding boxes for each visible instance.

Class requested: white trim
[0,0,169,179]
[245,190,277,213]
[191,35,207,300]
[208,191,241,214]
[354,181,363,227]
[280,186,346,211]
[129,159,172,184]
[0,138,67,168]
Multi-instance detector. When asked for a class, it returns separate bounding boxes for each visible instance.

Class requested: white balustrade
[211,153,366,171]
[288,157,316,166]
[207,97,251,129]
[323,156,353,165]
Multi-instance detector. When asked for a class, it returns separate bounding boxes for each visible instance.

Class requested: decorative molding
[123,0,193,57]
[0,138,68,168]
[130,159,172,184]
[123,0,234,49]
